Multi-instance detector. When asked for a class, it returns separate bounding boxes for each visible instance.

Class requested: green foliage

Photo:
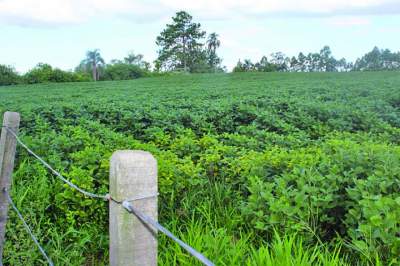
[234,46,354,73]
[123,51,151,70]
[0,64,20,86]
[24,63,90,84]
[77,49,105,81]
[353,46,400,71]
[205,33,223,72]
[241,138,400,264]
[0,71,399,265]
[156,11,206,72]
[102,63,148,80]
[155,11,222,73]
[234,46,400,73]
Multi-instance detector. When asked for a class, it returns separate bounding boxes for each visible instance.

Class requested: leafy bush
[241,138,400,264]
[23,63,90,84]
[0,64,20,86]
[102,63,148,80]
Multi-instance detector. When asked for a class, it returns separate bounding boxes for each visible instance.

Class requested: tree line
[1,10,400,86]
[0,50,152,86]
[233,46,400,73]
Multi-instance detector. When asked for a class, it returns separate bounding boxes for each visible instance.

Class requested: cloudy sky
[1,0,399,72]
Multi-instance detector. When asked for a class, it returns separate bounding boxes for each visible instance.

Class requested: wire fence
[4,127,108,200]
[6,192,54,266]
[2,126,215,266]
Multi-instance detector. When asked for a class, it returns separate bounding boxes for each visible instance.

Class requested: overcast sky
[1,0,399,72]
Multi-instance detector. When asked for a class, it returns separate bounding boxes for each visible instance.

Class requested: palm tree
[206,33,221,71]
[206,33,220,55]
[124,52,144,65]
[81,49,105,81]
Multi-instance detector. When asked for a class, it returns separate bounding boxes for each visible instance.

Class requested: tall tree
[243,59,255,71]
[297,52,307,72]
[0,64,20,86]
[124,52,150,70]
[353,47,400,71]
[270,52,288,72]
[124,52,143,65]
[256,56,277,72]
[233,60,245,72]
[336,58,350,72]
[206,33,222,71]
[306,53,321,72]
[79,49,105,81]
[156,11,206,72]
[319,46,337,72]
[289,56,299,72]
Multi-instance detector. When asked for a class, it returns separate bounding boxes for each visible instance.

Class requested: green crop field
[1,71,399,265]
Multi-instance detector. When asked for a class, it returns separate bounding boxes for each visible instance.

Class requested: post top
[4,111,19,116]
[111,150,156,165]
[2,112,20,127]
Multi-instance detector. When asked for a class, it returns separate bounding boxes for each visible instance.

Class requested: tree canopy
[155,11,222,73]
[124,52,151,70]
[234,46,354,73]
[0,64,20,86]
[77,49,105,81]
[353,47,400,71]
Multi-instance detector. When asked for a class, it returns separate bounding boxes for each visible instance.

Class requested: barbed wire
[3,125,216,266]
[6,192,54,266]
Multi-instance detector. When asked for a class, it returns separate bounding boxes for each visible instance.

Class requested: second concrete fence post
[0,112,20,263]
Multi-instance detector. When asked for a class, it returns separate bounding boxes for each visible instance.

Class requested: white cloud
[0,0,83,25]
[326,16,371,26]
[0,0,169,26]
[0,0,398,26]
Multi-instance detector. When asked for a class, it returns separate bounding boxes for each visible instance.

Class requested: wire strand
[3,126,108,200]
[125,193,159,202]
[6,192,54,266]
[122,201,215,266]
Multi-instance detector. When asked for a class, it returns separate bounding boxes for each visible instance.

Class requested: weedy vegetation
[0,71,399,265]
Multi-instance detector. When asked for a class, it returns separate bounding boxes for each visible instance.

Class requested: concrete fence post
[109,150,158,266]
[0,112,20,262]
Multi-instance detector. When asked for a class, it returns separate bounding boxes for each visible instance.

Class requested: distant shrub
[23,63,53,83]
[0,64,20,86]
[24,63,90,84]
[102,63,148,81]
